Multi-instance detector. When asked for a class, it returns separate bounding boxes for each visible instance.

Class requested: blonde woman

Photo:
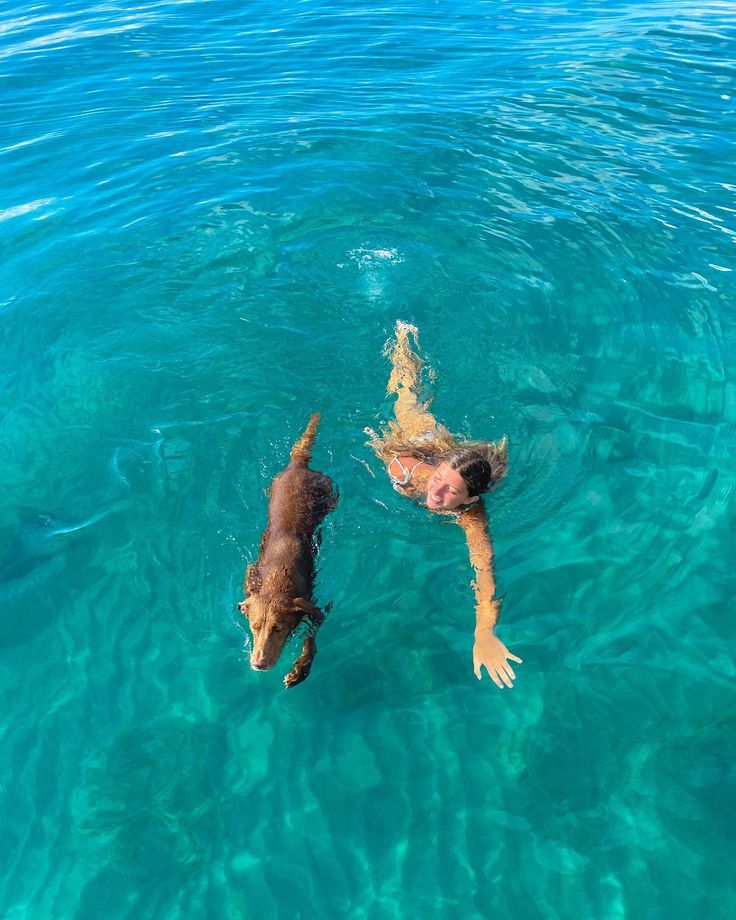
[366,322,521,688]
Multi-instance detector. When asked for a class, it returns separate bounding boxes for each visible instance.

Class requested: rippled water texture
[2,1,735,917]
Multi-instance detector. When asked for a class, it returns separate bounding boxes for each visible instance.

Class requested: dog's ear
[292,597,321,617]
[245,564,261,594]
[291,597,322,622]
[291,597,319,615]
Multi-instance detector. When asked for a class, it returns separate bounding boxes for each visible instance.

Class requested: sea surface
[1,1,735,917]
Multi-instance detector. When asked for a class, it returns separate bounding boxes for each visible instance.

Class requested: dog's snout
[250,654,268,670]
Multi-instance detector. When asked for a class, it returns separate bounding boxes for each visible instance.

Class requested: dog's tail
[289,412,320,467]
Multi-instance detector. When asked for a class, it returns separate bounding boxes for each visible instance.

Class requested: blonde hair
[367,426,508,494]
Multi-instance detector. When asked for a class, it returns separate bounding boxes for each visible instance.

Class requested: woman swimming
[366,321,522,688]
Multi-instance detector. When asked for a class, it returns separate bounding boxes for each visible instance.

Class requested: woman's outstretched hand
[473,630,522,688]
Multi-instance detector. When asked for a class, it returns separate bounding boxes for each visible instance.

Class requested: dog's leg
[284,635,317,689]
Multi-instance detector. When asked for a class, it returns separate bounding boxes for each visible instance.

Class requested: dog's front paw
[284,636,316,688]
[284,663,311,689]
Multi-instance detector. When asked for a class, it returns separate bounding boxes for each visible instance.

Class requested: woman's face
[426,463,477,511]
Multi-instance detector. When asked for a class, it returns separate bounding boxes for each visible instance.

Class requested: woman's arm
[388,322,442,439]
[458,505,498,622]
[457,506,522,688]
[366,322,457,469]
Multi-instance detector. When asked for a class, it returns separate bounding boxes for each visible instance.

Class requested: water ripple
[2,2,736,918]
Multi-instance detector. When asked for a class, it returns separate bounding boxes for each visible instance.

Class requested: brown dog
[239,413,337,688]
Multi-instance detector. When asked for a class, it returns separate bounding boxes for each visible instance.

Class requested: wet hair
[441,437,508,498]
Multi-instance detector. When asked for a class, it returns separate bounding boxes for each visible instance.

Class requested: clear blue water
[2,1,735,917]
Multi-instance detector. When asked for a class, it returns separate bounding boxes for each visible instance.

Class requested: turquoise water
[2,0,735,916]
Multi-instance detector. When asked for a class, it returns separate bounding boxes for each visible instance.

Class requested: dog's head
[239,593,322,672]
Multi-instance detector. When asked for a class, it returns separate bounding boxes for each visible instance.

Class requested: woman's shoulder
[393,452,435,467]
[455,501,489,528]
[387,454,434,485]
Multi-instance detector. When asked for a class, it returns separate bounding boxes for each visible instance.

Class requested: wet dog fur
[239,413,337,688]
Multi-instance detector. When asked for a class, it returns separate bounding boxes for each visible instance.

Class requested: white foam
[345,246,404,267]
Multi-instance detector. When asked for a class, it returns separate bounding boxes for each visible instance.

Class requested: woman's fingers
[508,654,523,664]
[478,660,504,687]
[475,654,521,688]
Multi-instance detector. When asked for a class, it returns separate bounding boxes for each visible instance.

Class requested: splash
[342,246,404,268]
